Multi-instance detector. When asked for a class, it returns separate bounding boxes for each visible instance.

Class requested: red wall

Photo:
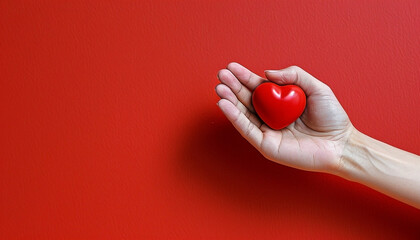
[1,0,420,239]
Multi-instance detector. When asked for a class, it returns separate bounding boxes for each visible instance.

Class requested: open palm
[216,63,354,173]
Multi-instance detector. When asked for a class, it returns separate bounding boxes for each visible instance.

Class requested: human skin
[215,63,420,209]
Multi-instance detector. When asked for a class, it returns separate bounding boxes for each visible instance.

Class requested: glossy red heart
[252,82,306,130]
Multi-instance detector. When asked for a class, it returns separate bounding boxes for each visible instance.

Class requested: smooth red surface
[252,83,306,130]
[1,0,420,239]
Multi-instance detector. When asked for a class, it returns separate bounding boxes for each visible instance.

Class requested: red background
[1,0,420,239]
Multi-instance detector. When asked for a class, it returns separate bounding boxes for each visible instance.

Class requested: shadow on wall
[176,107,420,236]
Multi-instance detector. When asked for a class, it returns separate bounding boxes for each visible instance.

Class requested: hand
[216,63,354,173]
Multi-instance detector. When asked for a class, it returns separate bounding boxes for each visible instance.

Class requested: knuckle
[236,83,243,94]
[245,121,254,137]
[244,110,251,118]
[325,85,333,92]
[320,84,333,94]
[289,65,302,72]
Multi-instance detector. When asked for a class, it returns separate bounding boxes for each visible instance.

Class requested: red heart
[252,82,306,130]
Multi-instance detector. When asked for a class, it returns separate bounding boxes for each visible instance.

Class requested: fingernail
[265,70,277,73]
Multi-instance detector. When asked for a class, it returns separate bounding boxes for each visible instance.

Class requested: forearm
[337,128,420,209]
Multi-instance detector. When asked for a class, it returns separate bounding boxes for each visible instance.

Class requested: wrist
[334,127,366,181]
[333,126,420,208]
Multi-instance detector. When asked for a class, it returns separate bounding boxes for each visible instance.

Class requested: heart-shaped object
[252,82,306,130]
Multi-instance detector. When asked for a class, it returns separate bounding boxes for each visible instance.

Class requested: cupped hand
[215,63,354,173]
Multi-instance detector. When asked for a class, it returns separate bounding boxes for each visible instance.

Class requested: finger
[264,66,330,96]
[215,84,262,127]
[218,99,263,149]
[217,68,254,112]
[226,62,266,90]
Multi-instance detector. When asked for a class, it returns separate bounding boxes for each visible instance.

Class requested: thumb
[264,66,330,96]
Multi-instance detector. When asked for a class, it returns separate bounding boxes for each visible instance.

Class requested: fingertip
[218,69,231,80]
[264,70,276,79]
[215,84,237,104]
[227,62,248,77]
[217,98,231,108]
[217,98,227,112]
[215,84,224,96]
[215,84,225,100]
[217,69,243,92]
[217,69,225,81]
[217,98,238,116]
[226,62,241,70]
